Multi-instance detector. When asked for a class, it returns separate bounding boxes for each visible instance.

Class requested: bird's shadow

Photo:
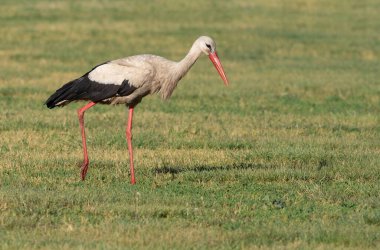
[152,162,270,175]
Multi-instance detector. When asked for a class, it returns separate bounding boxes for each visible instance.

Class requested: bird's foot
[80,161,89,181]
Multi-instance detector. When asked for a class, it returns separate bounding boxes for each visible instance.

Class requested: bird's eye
[205,44,212,50]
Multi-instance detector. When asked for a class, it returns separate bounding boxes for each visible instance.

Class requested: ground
[0,0,379,249]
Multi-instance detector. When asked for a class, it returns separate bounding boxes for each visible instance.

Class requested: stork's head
[195,36,229,86]
[196,36,216,55]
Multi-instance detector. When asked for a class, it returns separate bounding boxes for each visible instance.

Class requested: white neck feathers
[160,41,203,99]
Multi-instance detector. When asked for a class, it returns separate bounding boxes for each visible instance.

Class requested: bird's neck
[176,44,202,79]
[159,43,202,100]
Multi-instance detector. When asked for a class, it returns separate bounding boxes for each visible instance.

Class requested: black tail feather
[45,79,80,108]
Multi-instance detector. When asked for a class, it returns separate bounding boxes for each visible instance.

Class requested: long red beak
[209,51,229,86]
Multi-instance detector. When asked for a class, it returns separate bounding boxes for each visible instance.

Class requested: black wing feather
[45,63,137,108]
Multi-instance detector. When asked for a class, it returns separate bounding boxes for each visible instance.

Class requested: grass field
[1,0,380,249]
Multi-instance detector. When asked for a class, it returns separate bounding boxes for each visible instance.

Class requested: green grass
[1,0,380,249]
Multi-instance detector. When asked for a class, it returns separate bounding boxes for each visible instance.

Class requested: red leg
[77,101,96,180]
[126,106,136,184]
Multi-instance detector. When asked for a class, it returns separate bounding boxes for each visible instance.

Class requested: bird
[45,36,229,184]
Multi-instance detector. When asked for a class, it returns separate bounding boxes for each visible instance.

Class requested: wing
[45,57,156,108]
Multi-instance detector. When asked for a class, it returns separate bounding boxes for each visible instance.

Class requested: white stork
[45,36,229,184]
